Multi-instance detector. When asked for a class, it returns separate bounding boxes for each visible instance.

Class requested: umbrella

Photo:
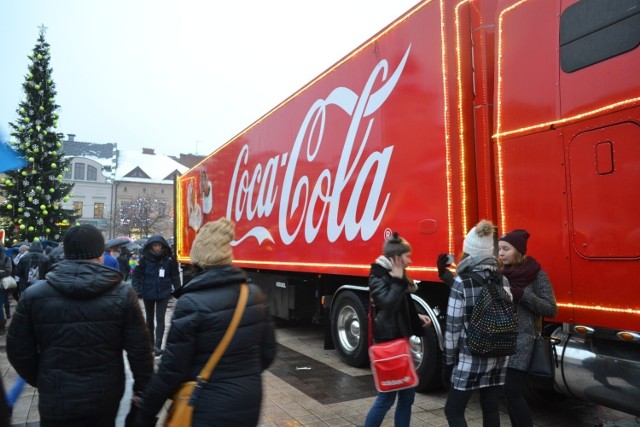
[106,236,132,249]
[0,142,27,174]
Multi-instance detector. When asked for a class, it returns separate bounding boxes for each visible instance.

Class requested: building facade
[62,136,192,240]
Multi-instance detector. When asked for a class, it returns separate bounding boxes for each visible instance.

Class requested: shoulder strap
[198,283,249,382]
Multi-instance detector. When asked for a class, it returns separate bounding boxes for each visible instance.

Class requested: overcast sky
[0,0,419,157]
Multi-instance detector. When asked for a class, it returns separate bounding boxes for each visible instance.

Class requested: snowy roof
[115,149,188,183]
[62,140,116,168]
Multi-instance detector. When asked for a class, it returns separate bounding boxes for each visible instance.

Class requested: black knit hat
[383,232,412,257]
[63,224,105,260]
[499,229,530,255]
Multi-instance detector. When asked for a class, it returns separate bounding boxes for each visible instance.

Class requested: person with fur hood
[442,219,510,426]
[365,232,431,427]
[133,217,276,427]
[132,234,181,356]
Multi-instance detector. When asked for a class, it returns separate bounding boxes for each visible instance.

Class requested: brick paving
[1,294,639,426]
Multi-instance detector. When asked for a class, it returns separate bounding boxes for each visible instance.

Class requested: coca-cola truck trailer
[175,0,640,415]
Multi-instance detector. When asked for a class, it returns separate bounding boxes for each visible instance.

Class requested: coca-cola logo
[227,45,412,246]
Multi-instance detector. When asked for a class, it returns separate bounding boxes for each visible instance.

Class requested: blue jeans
[364,387,415,427]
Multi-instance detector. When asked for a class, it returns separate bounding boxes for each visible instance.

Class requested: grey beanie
[383,232,412,258]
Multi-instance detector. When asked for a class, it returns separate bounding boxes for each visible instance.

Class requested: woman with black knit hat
[134,217,276,427]
[498,229,557,427]
[364,232,431,427]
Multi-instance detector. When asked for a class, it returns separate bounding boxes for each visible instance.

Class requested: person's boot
[0,319,7,335]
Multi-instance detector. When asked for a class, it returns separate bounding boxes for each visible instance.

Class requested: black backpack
[462,270,518,357]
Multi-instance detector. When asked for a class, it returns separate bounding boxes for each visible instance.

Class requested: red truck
[175,0,640,415]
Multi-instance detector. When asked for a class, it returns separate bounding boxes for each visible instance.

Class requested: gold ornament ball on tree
[6,204,12,210]
[43,210,48,215]
[18,208,23,213]
[4,179,11,185]
[46,228,51,233]
[19,224,25,230]
[28,226,34,231]
[49,188,55,193]
[40,205,46,210]
[51,163,57,168]
[28,157,34,163]
[21,171,27,176]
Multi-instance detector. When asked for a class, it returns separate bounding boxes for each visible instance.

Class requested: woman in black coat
[135,218,276,427]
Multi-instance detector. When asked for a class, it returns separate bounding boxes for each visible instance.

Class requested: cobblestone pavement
[1,295,639,426]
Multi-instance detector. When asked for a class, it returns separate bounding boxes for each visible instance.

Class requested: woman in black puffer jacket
[135,218,276,427]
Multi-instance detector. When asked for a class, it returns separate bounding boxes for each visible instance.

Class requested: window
[73,201,83,217]
[123,186,127,192]
[94,203,104,219]
[560,0,640,72]
[143,188,147,193]
[161,188,165,194]
[74,163,85,180]
[87,165,98,181]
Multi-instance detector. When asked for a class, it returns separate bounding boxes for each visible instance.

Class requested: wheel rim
[336,305,361,353]
[409,335,424,368]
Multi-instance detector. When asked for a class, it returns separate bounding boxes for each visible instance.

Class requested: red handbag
[369,338,419,392]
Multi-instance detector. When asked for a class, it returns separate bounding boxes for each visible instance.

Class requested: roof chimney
[142,148,155,155]
[67,133,76,142]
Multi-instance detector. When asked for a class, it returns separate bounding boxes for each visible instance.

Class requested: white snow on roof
[115,150,188,183]
[72,154,113,168]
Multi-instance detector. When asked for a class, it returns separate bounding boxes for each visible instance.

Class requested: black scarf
[501,256,541,303]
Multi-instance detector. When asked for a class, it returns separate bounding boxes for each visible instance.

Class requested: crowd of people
[0,216,558,427]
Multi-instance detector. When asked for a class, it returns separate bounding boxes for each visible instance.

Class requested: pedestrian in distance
[0,243,12,334]
[103,243,120,270]
[364,232,431,427]
[131,234,182,356]
[133,217,276,427]
[498,229,557,427]
[442,219,509,427]
[117,245,131,282]
[14,240,50,294]
[6,224,154,427]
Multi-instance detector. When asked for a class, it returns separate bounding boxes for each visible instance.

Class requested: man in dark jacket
[7,224,154,426]
[14,240,50,293]
[131,234,182,356]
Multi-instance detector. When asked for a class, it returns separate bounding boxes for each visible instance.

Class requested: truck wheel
[412,319,442,392]
[331,291,369,367]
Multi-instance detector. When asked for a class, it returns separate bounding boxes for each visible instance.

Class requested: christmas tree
[0,25,76,244]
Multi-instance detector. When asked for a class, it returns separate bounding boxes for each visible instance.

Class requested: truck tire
[412,321,442,392]
[331,291,369,367]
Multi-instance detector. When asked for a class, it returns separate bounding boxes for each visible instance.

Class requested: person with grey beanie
[7,224,153,426]
[365,232,431,427]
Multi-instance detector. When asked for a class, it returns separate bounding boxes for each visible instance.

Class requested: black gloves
[437,253,455,287]
[442,363,454,390]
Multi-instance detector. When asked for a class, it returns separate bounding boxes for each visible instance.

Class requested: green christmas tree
[0,25,77,243]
